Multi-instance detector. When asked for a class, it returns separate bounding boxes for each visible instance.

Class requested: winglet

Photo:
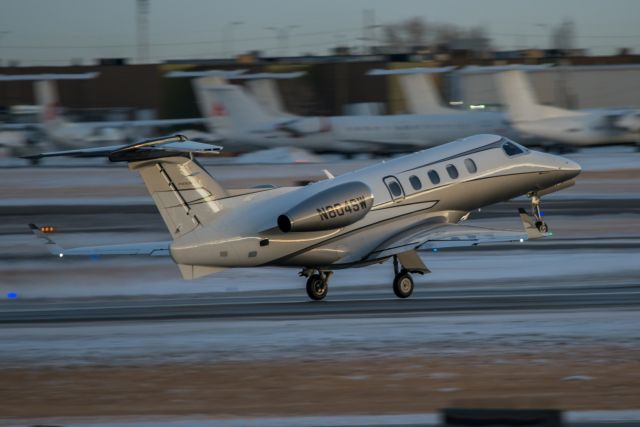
[29,223,65,257]
[518,208,548,239]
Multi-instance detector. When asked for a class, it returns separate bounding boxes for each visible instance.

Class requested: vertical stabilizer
[398,74,453,114]
[193,79,277,133]
[496,70,573,122]
[34,80,66,130]
[130,156,228,238]
[245,79,291,117]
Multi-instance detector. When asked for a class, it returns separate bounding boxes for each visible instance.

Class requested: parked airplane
[27,133,580,300]
[494,69,640,148]
[0,73,210,150]
[194,77,517,153]
[166,69,302,117]
[367,67,459,114]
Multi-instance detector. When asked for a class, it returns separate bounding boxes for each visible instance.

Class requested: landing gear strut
[529,193,549,233]
[392,256,414,298]
[300,269,332,301]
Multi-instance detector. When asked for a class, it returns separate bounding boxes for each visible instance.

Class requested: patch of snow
[562,375,594,381]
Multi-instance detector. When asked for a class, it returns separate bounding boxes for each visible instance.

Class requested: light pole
[0,31,10,66]
[265,25,298,57]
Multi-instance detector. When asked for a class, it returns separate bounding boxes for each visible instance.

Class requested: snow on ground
[1,247,639,299]
[0,309,638,367]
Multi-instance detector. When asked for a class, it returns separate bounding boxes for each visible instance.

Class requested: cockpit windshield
[501,138,528,157]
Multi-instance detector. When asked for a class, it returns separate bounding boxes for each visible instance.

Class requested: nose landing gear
[529,193,549,233]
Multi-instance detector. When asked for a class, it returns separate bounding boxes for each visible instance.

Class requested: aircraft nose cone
[558,158,581,181]
[562,158,581,175]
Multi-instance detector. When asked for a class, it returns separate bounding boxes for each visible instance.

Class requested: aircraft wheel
[306,274,328,301]
[536,221,549,233]
[393,272,414,298]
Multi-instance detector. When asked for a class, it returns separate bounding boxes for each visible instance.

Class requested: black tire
[393,272,414,298]
[536,221,549,233]
[306,274,328,301]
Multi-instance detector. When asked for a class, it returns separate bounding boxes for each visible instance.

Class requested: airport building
[1,51,640,122]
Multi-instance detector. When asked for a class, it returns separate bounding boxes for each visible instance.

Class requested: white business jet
[28,133,580,300]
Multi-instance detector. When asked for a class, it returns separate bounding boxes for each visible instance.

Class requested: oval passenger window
[409,175,422,190]
[464,158,477,173]
[446,164,459,179]
[389,181,402,197]
[428,170,440,185]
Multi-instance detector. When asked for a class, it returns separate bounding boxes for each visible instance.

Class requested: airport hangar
[2,51,640,123]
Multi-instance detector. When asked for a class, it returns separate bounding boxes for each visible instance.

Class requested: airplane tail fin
[130,156,228,239]
[398,74,452,114]
[24,135,226,239]
[245,79,292,117]
[34,80,66,130]
[24,135,227,279]
[496,70,573,122]
[193,78,279,133]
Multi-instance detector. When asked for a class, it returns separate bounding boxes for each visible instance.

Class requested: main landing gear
[392,255,425,298]
[300,251,427,301]
[300,269,333,301]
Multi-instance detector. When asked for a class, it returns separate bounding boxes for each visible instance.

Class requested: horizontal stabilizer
[165,69,247,78]
[0,72,99,81]
[29,224,170,257]
[232,71,306,80]
[367,67,455,76]
[22,134,222,161]
[458,64,553,75]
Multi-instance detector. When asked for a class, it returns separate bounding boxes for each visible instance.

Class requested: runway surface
[2,282,639,324]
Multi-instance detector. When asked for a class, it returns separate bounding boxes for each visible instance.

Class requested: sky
[1,0,639,66]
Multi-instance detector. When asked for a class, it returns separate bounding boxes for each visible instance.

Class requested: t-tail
[34,80,67,131]
[193,77,287,135]
[24,135,227,280]
[496,70,579,122]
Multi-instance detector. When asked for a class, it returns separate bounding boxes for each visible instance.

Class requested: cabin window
[427,170,440,185]
[409,175,422,191]
[383,176,404,201]
[502,141,525,156]
[464,158,477,173]
[446,164,459,179]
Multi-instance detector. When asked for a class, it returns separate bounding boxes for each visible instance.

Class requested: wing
[337,139,422,151]
[22,134,222,160]
[29,224,170,257]
[366,210,545,260]
[80,118,209,128]
[0,123,42,130]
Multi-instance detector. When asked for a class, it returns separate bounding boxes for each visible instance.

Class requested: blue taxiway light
[432,248,438,252]
[7,292,17,299]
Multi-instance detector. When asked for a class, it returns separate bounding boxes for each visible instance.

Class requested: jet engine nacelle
[278,181,374,233]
